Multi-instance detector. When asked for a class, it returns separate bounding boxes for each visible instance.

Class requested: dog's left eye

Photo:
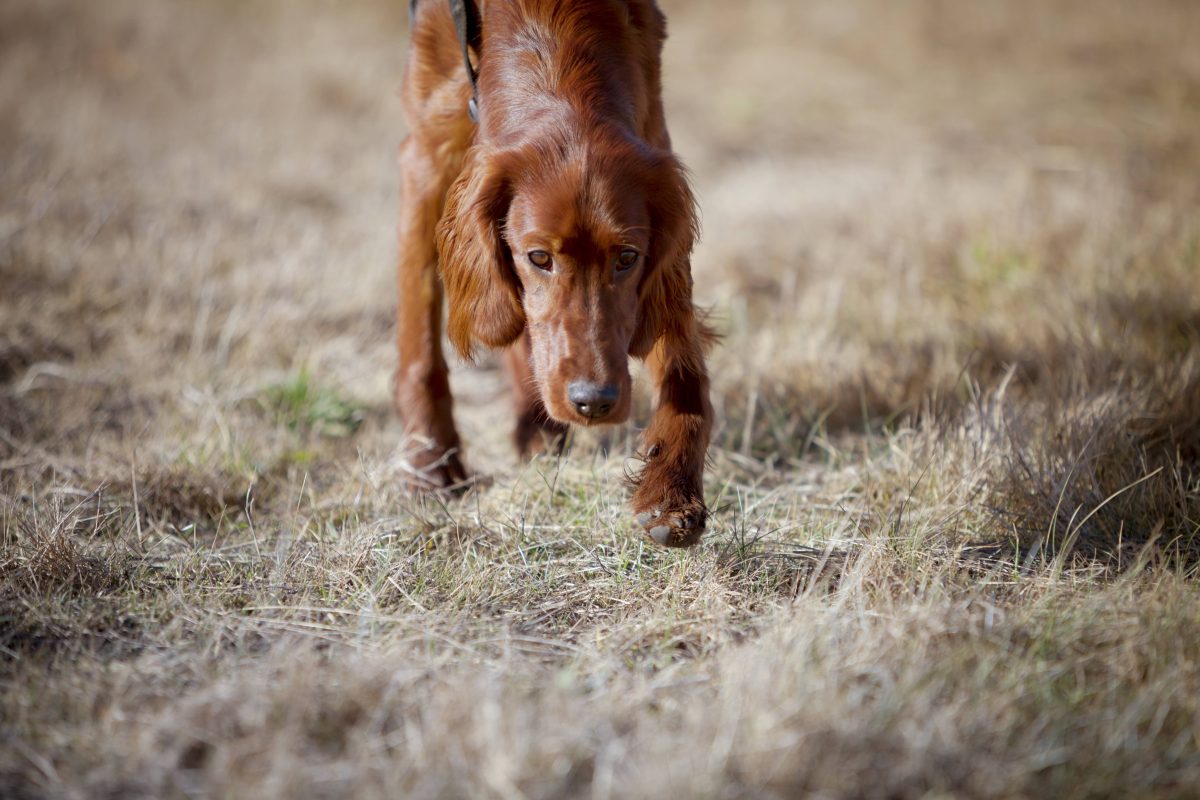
[616,249,640,271]
[528,250,552,270]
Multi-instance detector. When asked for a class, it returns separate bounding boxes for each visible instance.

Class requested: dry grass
[2,0,1200,797]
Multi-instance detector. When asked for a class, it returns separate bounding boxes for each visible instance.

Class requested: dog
[394,0,712,546]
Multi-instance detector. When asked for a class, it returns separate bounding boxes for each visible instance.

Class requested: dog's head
[437,135,697,426]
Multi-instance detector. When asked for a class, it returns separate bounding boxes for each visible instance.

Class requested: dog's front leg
[631,314,712,547]
[393,134,469,491]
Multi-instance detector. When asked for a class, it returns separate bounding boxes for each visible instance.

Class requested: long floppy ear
[628,152,703,358]
[436,150,525,360]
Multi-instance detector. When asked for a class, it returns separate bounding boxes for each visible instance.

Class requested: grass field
[3,0,1200,797]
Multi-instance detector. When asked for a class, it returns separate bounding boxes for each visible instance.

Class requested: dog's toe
[635,508,662,527]
[647,525,672,545]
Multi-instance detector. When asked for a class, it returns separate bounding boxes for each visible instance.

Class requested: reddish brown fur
[394,0,712,546]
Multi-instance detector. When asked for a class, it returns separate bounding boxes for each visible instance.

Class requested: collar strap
[449,0,482,122]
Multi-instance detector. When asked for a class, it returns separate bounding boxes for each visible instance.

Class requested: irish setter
[394,0,712,547]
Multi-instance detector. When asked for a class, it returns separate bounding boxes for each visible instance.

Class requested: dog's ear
[629,152,702,358]
[437,150,525,360]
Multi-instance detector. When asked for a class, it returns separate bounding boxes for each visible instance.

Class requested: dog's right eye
[527,250,552,270]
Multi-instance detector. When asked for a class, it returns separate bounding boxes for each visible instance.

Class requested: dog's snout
[567,380,620,420]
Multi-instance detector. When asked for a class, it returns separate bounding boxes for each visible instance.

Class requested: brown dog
[394,0,712,546]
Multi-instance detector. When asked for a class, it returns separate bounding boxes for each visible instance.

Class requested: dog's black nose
[568,380,619,420]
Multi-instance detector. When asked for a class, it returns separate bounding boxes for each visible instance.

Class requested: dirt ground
[2,0,1200,797]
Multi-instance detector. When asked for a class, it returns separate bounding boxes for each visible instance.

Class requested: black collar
[448,0,482,122]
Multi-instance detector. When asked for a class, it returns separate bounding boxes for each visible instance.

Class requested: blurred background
[3,0,1197,469]
[3,0,1197,459]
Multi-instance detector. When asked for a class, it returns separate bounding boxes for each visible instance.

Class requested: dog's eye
[616,249,640,271]
[527,250,552,270]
